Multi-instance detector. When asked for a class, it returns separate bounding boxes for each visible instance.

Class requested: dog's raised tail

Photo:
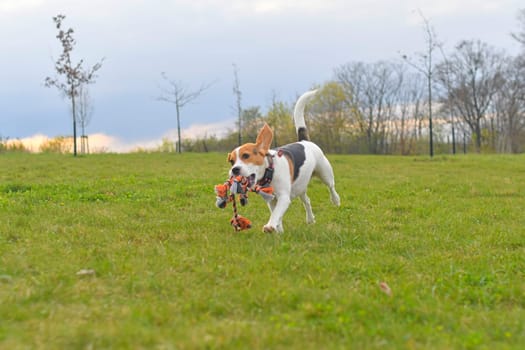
[293,89,318,141]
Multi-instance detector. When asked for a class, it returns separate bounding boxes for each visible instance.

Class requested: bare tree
[435,43,461,154]
[512,8,525,46]
[335,61,403,154]
[401,10,440,157]
[493,56,525,153]
[45,14,103,157]
[435,40,506,152]
[395,72,426,155]
[157,72,213,153]
[232,63,243,146]
[498,8,525,152]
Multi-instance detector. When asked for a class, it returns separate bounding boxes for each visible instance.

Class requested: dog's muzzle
[231,166,241,176]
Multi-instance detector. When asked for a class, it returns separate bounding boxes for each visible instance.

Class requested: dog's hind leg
[315,156,341,206]
[299,192,316,224]
[328,184,340,206]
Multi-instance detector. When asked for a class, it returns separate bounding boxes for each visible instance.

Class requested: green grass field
[1,153,524,349]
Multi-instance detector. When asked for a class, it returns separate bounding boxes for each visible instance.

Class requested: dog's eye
[241,153,250,160]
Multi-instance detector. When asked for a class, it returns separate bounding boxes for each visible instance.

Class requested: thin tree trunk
[451,121,456,154]
[475,120,482,152]
[176,103,181,154]
[428,74,434,157]
[71,88,77,157]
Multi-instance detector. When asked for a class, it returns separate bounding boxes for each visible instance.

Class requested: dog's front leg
[266,198,276,215]
[263,196,290,234]
[264,198,280,232]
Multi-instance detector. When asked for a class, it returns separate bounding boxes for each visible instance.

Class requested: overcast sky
[1,0,523,150]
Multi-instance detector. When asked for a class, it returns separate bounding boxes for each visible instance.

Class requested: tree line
[183,9,525,155]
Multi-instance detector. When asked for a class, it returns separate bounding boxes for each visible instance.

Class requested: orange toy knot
[230,215,252,231]
[214,183,230,208]
[254,185,274,201]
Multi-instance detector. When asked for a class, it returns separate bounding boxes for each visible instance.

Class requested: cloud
[5,133,150,153]
[86,133,137,153]
[6,120,234,153]
[0,0,44,14]
[164,119,234,140]
[5,134,49,152]
[238,0,335,15]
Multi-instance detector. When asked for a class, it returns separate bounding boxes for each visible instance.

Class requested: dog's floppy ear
[227,152,236,165]
[255,123,273,155]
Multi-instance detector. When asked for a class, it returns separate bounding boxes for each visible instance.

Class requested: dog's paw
[262,225,276,233]
[331,192,341,206]
[306,217,316,224]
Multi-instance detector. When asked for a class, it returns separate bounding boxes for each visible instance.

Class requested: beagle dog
[227,90,340,233]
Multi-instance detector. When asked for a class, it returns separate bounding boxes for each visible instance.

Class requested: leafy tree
[45,14,104,157]
[0,137,29,153]
[240,106,263,142]
[40,136,73,154]
[309,82,355,153]
[265,96,295,147]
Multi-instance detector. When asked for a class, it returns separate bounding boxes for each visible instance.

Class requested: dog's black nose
[231,167,241,175]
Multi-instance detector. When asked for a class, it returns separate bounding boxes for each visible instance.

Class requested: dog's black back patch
[276,143,306,181]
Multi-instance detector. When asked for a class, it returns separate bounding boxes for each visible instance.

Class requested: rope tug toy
[214,175,274,231]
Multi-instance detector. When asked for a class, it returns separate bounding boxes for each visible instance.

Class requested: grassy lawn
[0,152,524,349]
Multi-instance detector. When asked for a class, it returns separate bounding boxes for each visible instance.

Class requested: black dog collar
[257,154,274,187]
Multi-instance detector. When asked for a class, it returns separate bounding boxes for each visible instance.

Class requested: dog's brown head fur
[228,123,273,166]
